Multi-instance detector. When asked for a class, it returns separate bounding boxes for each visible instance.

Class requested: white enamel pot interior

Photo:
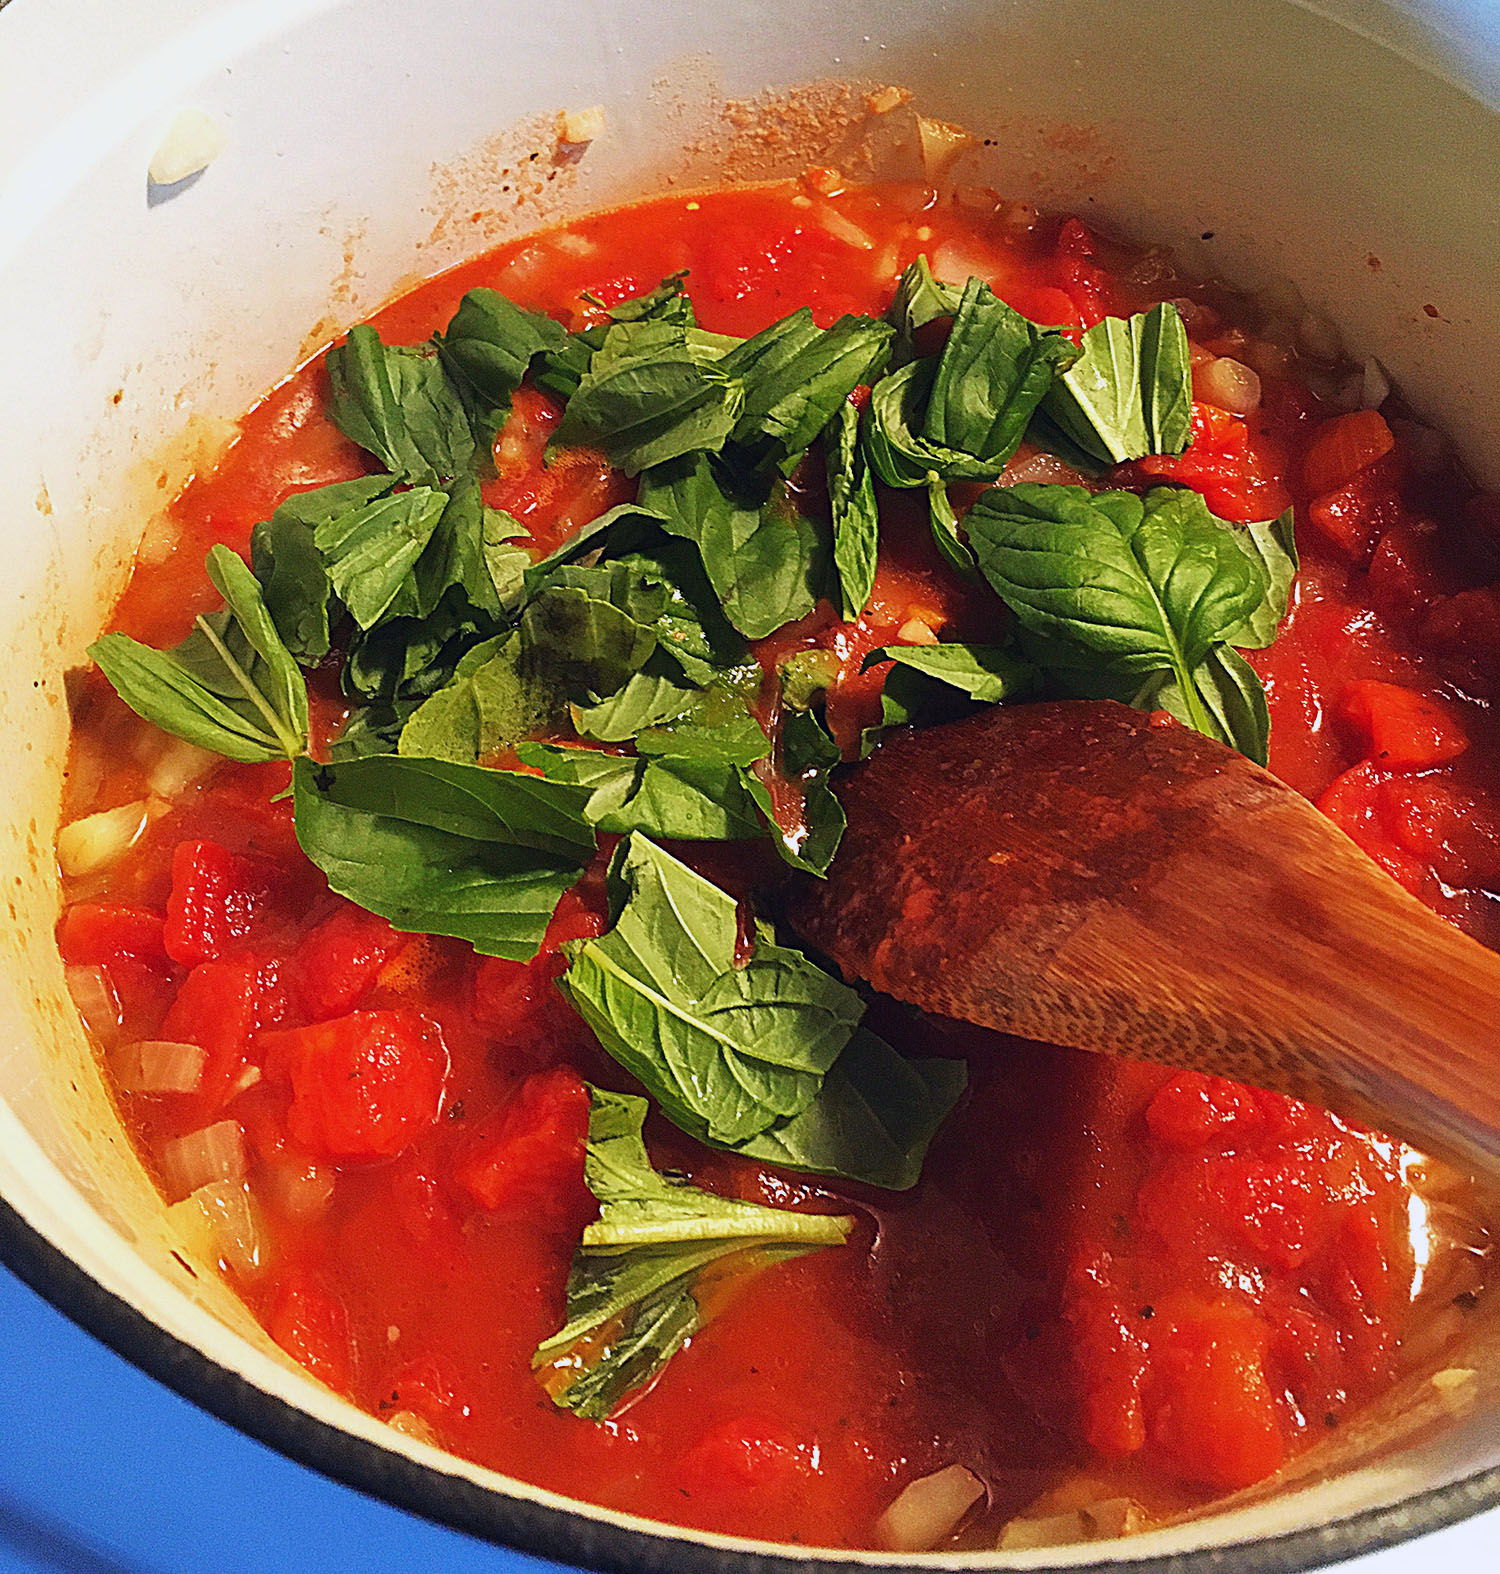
[3,0,1500,1567]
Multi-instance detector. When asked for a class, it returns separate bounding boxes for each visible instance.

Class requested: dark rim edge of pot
[3,1194,1498,1574]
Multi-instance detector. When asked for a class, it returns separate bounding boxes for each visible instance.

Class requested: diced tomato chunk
[269,1271,352,1391]
[450,1066,591,1221]
[1314,762,1431,896]
[56,902,168,967]
[1302,409,1395,497]
[1148,1304,1284,1489]
[1336,679,1468,770]
[261,1009,448,1162]
[674,1416,818,1500]
[1146,1072,1264,1152]
[161,951,287,1107]
[163,839,279,966]
[1376,777,1500,891]
[1419,585,1500,695]
[1364,517,1454,626]
[292,903,407,1020]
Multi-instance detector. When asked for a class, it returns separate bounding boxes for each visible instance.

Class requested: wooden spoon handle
[790,702,1500,1173]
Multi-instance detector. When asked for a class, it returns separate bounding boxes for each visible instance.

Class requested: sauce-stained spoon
[787,700,1500,1173]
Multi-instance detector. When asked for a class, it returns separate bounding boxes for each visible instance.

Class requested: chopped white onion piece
[1361,356,1391,411]
[816,206,876,252]
[148,109,228,186]
[1196,356,1262,416]
[384,1409,439,1446]
[560,105,606,145]
[65,964,122,1048]
[147,738,217,799]
[57,799,155,878]
[916,117,974,180]
[1002,450,1087,488]
[896,618,939,646]
[113,1039,206,1096]
[159,1121,247,1201]
[261,1155,337,1221]
[999,1510,1089,1549]
[877,1464,985,1552]
[865,85,910,116]
[168,1179,263,1279]
[999,1495,1146,1548]
[1296,310,1343,361]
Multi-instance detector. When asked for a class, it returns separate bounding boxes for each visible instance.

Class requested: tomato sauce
[57,177,1499,1549]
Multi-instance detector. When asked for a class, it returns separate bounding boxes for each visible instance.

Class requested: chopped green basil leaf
[887,254,963,365]
[553,319,742,475]
[313,487,451,631]
[723,308,892,474]
[1221,508,1298,650]
[397,632,557,764]
[923,276,1080,470]
[865,358,998,488]
[517,741,765,842]
[437,288,570,450]
[864,642,1036,703]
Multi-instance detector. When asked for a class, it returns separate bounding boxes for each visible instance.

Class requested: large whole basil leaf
[558,834,865,1144]
[313,487,451,630]
[533,1086,850,1420]
[732,1028,968,1190]
[723,308,892,474]
[1040,302,1192,465]
[552,318,742,475]
[965,483,1267,739]
[1150,643,1272,766]
[827,399,879,620]
[865,358,999,488]
[326,325,475,487]
[923,276,1080,470]
[517,741,765,842]
[1221,508,1298,649]
[291,757,591,960]
[639,455,823,640]
[886,254,963,365]
[397,632,557,764]
[436,288,569,449]
[91,546,310,764]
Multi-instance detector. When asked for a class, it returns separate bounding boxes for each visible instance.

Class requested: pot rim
[3,1195,1498,1574]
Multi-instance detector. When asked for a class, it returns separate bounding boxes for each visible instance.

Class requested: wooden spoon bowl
[788,700,1500,1172]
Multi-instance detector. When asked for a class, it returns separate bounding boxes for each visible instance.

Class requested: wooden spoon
[786,699,1500,1173]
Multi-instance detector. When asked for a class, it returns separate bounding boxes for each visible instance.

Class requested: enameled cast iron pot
[3,1,1500,1567]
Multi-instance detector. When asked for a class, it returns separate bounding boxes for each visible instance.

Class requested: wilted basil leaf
[533,1086,851,1420]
